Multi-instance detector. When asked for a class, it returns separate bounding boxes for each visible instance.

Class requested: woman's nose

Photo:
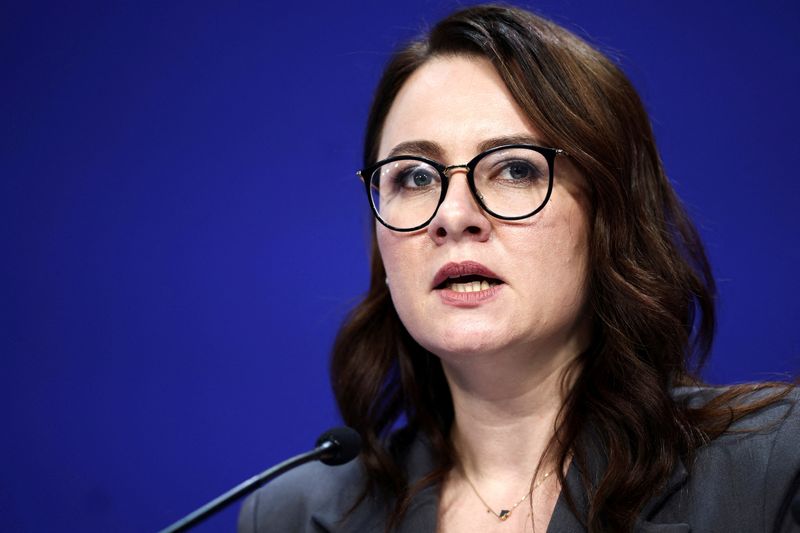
[427,171,491,244]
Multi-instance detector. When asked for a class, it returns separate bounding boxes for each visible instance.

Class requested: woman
[240,5,799,532]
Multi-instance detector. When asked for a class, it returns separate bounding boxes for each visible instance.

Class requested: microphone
[314,426,362,465]
[159,426,362,533]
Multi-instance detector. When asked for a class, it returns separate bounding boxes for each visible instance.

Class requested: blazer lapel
[635,458,690,532]
[547,437,691,533]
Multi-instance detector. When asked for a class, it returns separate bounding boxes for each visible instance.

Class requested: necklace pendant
[499,509,511,521]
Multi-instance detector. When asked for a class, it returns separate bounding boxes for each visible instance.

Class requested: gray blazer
[238,388,800,532]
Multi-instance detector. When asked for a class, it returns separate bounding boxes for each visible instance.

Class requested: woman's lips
[432,260,505,307]
[437,283,503,307]
[432,261,504,289]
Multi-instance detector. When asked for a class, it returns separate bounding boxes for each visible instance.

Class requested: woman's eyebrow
[387,140,443,159]
[386,135,545,160]
[478,134,544,152]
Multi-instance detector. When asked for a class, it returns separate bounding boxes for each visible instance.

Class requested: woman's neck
[442,345,578,482]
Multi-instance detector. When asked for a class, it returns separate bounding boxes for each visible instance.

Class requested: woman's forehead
[377,55,544,162]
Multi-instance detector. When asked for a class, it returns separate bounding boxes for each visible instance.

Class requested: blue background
[2,1,798,532]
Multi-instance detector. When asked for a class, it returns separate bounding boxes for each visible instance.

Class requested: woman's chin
[418,328,513,359]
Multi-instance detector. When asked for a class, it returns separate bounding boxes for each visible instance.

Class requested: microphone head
[315,427,362,466]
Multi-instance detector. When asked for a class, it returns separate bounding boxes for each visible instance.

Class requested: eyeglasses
[357,144,566,232]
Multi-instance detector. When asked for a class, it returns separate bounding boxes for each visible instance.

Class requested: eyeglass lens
[368,147,551,230]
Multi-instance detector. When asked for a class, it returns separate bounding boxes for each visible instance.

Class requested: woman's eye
[506,162,534,180]
[492,157,547,183]
[412,171,433,186]
[397,167,437,188]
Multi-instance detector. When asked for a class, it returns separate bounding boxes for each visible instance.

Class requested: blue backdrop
[2,1,798,532]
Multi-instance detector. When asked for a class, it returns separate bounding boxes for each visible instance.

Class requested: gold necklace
[462,469,553,522]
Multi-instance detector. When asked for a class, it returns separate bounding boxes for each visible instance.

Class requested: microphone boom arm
[158,444,331,533]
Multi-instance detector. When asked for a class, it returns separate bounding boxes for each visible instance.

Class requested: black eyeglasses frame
[356,143,567,232]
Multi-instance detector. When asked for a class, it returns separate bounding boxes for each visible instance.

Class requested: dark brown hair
[331,4,791,531]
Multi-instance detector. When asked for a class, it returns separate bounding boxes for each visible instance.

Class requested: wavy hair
[330,5,790,531]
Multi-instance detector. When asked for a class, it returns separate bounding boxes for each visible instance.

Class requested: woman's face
[376,56,591,364]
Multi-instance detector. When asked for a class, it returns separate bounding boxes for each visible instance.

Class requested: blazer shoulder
[760,387,800,531]
[666,385,800,531]
[237,458,367,533]
[673,384,800,453]
[237,430,437,533]
[673,384,799,429]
